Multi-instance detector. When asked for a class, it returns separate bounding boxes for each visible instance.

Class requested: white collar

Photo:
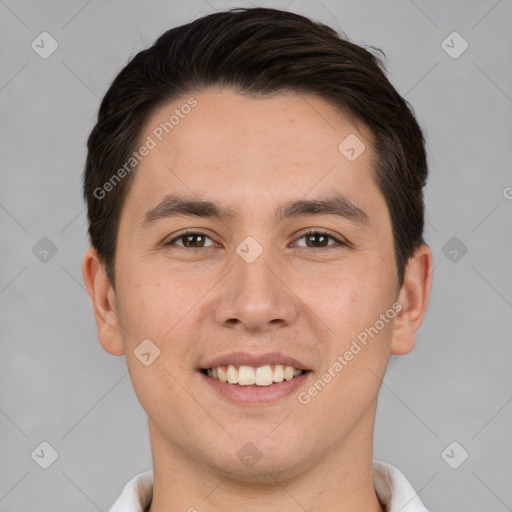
[108,459,430,511]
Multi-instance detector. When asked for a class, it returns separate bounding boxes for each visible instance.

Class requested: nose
[215,244,299,334]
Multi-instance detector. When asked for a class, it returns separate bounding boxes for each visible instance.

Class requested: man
[82,7,432,511]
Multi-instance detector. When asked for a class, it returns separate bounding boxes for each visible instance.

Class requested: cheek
[320,270,397,400]
[114,255,197,341]
[305,275,395,411]
[116,268,200,413]
[321,268,393,332]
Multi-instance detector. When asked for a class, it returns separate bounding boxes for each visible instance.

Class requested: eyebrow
[140,192,369,228]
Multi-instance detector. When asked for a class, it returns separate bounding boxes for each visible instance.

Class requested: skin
[83,89,432,512]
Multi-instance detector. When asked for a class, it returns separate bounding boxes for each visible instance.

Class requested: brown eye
[295,230,345,249]
[165,231,215,249]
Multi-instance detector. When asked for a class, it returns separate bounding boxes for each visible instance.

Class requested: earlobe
[390,244,433,355]
[82,247,125,356]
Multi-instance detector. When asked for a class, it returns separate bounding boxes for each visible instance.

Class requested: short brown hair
[83,6,428,288]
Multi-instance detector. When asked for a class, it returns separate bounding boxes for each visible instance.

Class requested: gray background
[1,0,511,510]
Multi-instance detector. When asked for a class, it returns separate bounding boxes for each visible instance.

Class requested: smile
[201,364,307,386]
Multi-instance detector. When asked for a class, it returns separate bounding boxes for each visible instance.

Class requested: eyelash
[164,229,346,251]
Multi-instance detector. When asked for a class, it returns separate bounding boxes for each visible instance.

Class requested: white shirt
[108,459,430,512]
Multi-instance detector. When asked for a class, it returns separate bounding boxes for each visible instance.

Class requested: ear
[82,247,125,356]
[390,244,433,355]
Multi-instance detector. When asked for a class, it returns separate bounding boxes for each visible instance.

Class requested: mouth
[197,352,313,404]
[200,364,310,387]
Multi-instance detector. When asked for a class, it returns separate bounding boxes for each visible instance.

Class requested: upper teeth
[206,364,304,386]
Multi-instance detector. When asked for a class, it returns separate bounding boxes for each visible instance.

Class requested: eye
[293,230,346,249]
[164,230,217,249]
[164,229,345,251]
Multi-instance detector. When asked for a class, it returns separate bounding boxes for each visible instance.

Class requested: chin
[201,433,312,484]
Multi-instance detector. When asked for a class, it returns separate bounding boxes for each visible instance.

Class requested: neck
[146,407,384,512]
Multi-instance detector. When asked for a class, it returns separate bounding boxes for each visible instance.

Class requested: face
[88,89,422,482]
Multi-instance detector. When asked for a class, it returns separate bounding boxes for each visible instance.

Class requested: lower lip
[198,370,312,405]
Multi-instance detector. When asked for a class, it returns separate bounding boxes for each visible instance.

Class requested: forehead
[127,89,382,220]
[143,90,371,164]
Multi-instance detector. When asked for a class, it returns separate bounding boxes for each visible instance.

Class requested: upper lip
[200,351,310,371]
